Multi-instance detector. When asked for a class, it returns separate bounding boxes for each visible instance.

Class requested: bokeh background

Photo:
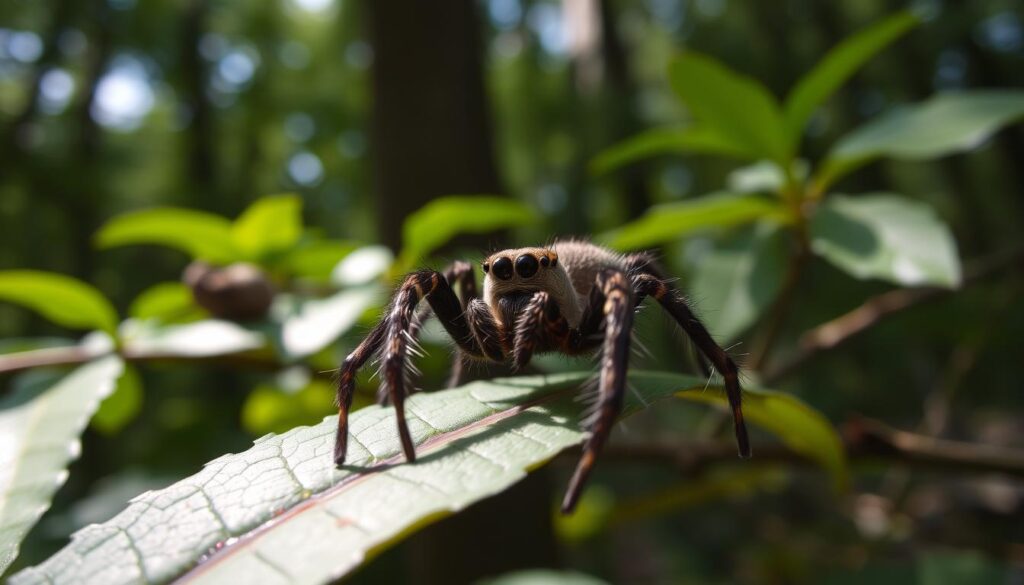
[2,0,1023,583]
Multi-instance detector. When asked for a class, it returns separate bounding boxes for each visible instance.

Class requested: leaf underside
[0,357,124,575]
[12,371,843,585]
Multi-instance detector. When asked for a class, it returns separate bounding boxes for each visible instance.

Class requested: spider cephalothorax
[334,240,750,513]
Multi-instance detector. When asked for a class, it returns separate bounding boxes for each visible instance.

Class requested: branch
[0,345,332,379]
[597,417,1024,479]
[761,246,1024,384]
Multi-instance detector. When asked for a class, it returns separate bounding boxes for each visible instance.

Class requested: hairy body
[333,240,749,512]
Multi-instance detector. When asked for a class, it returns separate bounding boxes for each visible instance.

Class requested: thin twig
[594,417,1024,479]
[761,246,1024,385]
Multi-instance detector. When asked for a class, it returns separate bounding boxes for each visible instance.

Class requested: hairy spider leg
[630,271,751,460]
[562,268,635,513]
[334,269,479,465]
[511,291,572,370]
[465,298,506,362]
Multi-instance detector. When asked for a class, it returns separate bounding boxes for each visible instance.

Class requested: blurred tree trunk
[363,2,555,583]
[365,0,503,251]
[180,0,218,205]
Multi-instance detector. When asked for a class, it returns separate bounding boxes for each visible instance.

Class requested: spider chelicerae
[333,240,750,513]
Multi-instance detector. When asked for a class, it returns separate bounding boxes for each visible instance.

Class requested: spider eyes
[491,257,514,280]
[515,254,538,278]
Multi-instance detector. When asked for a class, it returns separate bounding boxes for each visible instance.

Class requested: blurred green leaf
[231,195,303,260]
[0,356,123,575]
[0,271,119,337]
[669,52,789,163]
[91,364,143,435]
[918,551,1007,585]
[690,224,789,341]
[398,196,533,271]
[783,12,919,146]
[273,286,383,359]
[128,282,202,323]
[599,192,790,251]
[284,239,359,281]
[241,380,335,435]
[95,208,239,263]
[680,387,848,491]
[478,570,611,585]
[13,371,811,585]
[120,319,266,358]
[819,91,1024,187]
[332,245,394,286]
[810,193,961,288]
[590,126,752,175]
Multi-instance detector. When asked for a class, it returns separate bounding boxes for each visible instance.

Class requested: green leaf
[91,365,143,435]
[0,271,119,337]
[231,195,303,260]
[12,371,835,585]
[809,193,961,287]
[819,91,1024,188]
[241,380,336,436]
[690,224,789,341]
[680,387,848,491]
[120,319,266,358]
[590,127,752,175]
[783,12,919,146]
[0,356,124,575]
[273,286,383,359]
[397,196,533,271]
[284,239,359,281]
[95,208,239,263]
[128,282,201,323]
[599,192,790,251]
[669,53,789,163]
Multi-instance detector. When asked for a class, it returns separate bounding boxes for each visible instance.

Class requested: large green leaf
[231,195,304,261]
[809,193,961,288]
[599,192,790,251]
[0,271,119,337]
[91,365,143,435]
[284,239,360,282]
[590,127,752,175]
[128,282,202,323]
[669,53,789,163]
[690,224,789,342]
[12,371,840,585]
[819,91,1024,188]
[95,208,240,263]
[0,356,124,575]
[783,12,918,147]
[397,196,533,272]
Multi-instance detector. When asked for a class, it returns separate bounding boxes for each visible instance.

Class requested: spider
[333,240,750,513]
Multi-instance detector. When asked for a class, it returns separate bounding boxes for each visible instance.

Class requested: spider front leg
[334,269,479,465]
[631,271,751,459]
[562,268,635,513]
[512,291,571,370]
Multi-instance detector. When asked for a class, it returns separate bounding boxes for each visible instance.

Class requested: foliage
[9,372,838,585]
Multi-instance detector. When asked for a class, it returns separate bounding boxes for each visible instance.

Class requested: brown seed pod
[183,261,274,321]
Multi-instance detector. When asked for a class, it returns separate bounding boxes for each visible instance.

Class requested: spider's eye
[482,262,489,273]
[492,257,514,280]
[540,256,550,268]
[515,254,538,278]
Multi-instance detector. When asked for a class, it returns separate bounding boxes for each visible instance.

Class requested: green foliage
[0,357,124,574]
[0,271,119,337]
[241,379,336,435]
[819,91,1024,188]
[91,365,143,435]
[782,11,919,146]
[599,192,790,250]
[810,194,962,288]
[273,286,383,359]
[283,239,360,282]
[668,53,789,163]
[95,208,239,263]
[589,127,751,175]
[397,195,534,272]
[12,372,840,585]
[689,224,788,341]
[128,282,201,323]
[479,570,611,585]
[230,194,303,261]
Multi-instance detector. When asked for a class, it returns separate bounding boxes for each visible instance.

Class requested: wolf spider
[333,240,750,513]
